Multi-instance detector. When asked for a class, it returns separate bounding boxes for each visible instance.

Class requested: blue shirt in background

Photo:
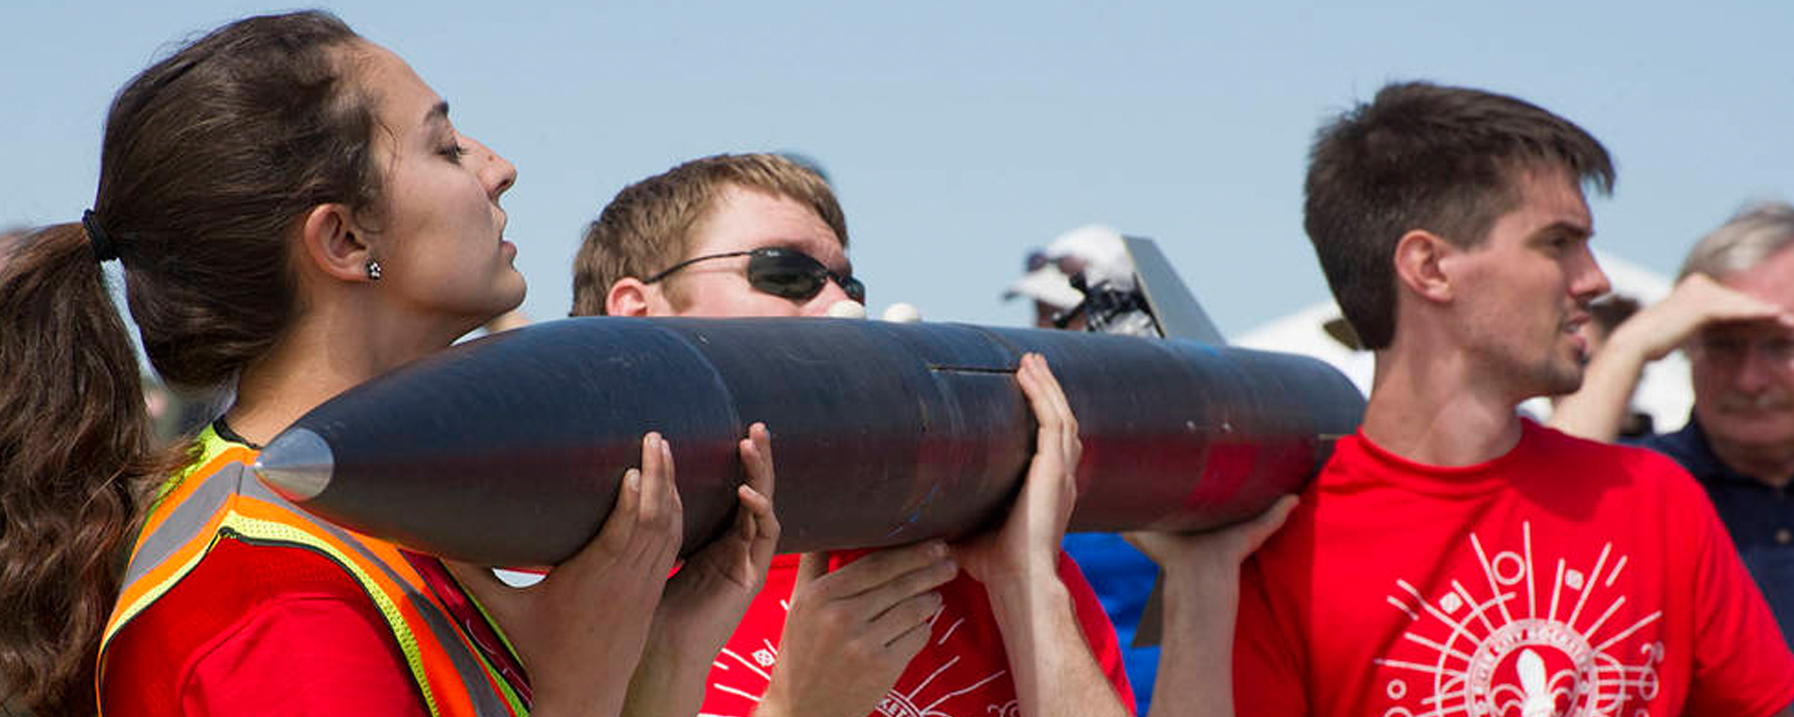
[1062,532,1160,713]
[1636,417,1794,650]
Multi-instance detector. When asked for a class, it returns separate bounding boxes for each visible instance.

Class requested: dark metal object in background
[1121,235,1225,343]
[1123,235,1231,646]
[256,317,1364,567]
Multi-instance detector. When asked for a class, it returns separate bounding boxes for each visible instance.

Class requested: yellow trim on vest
[100,428,524,717]
[462,586,530,713]
[217,511,445,717]
[157,425,234,503]
[104,428,244,643]
[102,526,222,643]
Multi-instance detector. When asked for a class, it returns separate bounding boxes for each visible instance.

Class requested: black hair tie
[81,209,120,264]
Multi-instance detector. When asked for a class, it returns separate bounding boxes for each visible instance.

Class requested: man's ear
[605,278,656,317]
[297,204,373,282]
[1393,229,1456,304]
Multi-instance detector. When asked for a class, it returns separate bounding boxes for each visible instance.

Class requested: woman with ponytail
[0,12,779,717]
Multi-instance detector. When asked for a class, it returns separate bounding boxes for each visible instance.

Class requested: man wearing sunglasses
[573,154,861,318]
[572,153,1139,717]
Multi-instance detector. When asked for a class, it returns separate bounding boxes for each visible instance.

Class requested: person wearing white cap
[1004,224,1137,330]
[1003,223,1169,713]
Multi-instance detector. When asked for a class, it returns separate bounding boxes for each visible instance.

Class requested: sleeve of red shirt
[1674,465,1794,716]
[1233,553,1308,717]
[1059,550,1138,713]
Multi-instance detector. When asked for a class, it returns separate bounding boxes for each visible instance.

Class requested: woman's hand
[652,423,780,654]
[452,432,683,717]
[623,423,781,717]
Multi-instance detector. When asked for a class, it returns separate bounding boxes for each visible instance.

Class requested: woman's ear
[297,204,374,282]
[1393,229,1457,304]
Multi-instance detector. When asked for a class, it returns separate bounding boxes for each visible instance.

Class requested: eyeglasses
[645,247,866,304]
[1692,333,1794,369]
[1025,249,1087,277]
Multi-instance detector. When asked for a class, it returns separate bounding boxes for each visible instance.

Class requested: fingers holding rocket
[453,432,685,716]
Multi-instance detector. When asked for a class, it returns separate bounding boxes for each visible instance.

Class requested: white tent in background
[1230,250,1693,433]
[1233,301,1377,394]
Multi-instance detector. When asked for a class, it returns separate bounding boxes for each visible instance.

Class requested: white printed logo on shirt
[1375,522,1664,716]
[705,598,1010,717]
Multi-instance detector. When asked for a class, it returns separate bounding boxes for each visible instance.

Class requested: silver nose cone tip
[253,427,335,502]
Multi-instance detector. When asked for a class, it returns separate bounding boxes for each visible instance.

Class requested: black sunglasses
[645,247,866,304]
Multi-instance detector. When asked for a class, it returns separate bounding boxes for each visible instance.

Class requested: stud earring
[366,259,383,281]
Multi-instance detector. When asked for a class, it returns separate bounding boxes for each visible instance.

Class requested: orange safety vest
[96,427,527,716]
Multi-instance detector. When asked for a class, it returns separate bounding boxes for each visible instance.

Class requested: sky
[4,1,1791,338]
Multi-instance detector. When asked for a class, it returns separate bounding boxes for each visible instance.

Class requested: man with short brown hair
[572,153,850,318]
[1236,81,1794,716]
[573,153,1138,717]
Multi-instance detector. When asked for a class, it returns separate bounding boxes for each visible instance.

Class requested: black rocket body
[255,317,1364,567]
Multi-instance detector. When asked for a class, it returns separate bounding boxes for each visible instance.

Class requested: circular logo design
[1375,524,1665,717]
[1468,620,1592,716]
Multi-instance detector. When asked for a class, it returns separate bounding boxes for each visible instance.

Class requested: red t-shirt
[700,549,1135,717]
[1235,419,1794,716]
[103,538,524,716]
[103,538,430,716]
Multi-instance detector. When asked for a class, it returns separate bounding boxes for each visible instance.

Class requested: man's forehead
[1503,164,1594,234]
[701,186,821,230]
[1718,244,1794,308]
[687,186,846,264]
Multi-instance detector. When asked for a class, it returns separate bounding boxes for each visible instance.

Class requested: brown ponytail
[0,224,171,715]
[0,9,381,713]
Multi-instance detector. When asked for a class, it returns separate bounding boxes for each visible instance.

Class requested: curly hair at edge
[0,226,179,714]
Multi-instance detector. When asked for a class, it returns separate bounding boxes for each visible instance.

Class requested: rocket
[254,317,1364,567]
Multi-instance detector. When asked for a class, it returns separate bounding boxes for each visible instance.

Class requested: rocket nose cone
[253,427,335,502]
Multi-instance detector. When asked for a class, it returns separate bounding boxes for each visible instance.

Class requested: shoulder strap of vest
[105,427,252,638]
[98,428,523,717]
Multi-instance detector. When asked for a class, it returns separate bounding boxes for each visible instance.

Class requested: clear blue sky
[5,1,1790,336]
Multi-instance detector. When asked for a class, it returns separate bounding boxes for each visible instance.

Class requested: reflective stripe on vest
[97,428,526,717]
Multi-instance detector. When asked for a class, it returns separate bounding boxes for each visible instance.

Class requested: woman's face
[351,43,523,334]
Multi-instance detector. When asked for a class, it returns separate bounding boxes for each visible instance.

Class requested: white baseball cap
[1003,224,1136,310]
